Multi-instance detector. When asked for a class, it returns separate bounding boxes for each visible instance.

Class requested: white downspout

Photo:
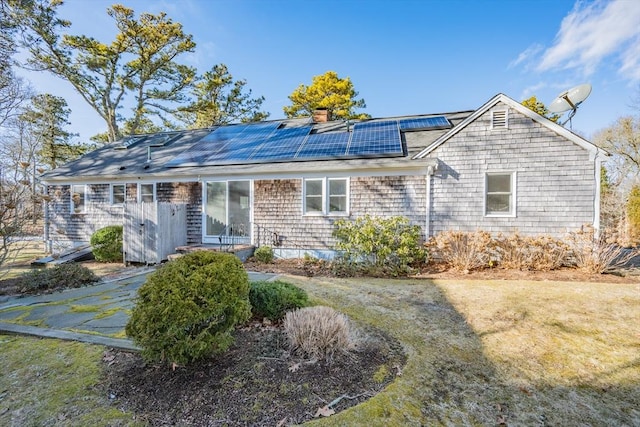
[594,152,602,232]
[425,165,435,239]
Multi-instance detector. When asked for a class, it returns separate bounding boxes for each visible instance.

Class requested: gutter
[41,159,440,185]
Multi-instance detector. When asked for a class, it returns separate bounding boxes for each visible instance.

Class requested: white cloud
[508,44,543,69]
[519,82,548,99]
[537,0,640,80]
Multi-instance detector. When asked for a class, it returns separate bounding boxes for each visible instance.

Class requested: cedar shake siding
[47,182,202,245]
[424,103,596,237]
[47,184,123,243]
[252,175,427,250]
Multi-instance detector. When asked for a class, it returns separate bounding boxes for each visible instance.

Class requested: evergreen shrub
[332,215,426,276]
[125,251,251,365]
[253,245,274,263]
[18,262,99,293]
[249,280,309,321]
[90,225,123,262]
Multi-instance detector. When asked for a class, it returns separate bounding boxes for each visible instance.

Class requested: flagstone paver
[0,270,277,349]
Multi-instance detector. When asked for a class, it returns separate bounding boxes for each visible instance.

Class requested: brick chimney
[313,108,330,123]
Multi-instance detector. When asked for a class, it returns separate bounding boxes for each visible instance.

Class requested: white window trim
[491,109,509,130]
[138,182,156,203]
[484,171,516,217]
[111,183,126,205]
[303,178,324,216]
[303,177,350,216]
[70,184,87,214]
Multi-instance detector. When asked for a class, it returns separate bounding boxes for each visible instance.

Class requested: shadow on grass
[284,276,639,426]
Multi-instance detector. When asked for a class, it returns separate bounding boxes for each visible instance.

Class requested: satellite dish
[547,83,592,127]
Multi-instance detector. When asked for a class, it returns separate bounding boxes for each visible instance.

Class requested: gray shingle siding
[252,175,427,250]
[47,184,123,243]
[425,104,595,237]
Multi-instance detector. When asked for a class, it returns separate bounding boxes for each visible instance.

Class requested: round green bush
[249,280,309,321]
[253,245,274,263]
[90,225,123,262]
[125,251,251,365]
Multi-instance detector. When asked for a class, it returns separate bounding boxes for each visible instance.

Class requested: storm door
[203,180,251,245]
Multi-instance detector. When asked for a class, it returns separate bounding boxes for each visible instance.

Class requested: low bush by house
[17,263,100,293]
[284,306,353,360]
[90,225,123,262]
[249,280,309,321]
[566,226,636,274]
[427,230,492,272]
[492,232,568,271]
[125,251,251,366]
[332,215,427,276]
[253,246,274,264]
[428,227,638,274]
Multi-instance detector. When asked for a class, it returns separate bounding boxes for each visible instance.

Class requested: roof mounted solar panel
[348,120,403,156]
[296,132,349,159]
[250,126,311,161]
[203,121,283,163]
[399,116,451,131]
[166,121,281,167]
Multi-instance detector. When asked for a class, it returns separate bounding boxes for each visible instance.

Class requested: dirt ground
[103,322,405,426]
[244,258,640,284]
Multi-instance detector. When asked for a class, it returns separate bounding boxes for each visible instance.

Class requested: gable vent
[491,110,508,129]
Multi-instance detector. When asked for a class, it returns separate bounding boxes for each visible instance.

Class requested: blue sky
[16,0,640,142]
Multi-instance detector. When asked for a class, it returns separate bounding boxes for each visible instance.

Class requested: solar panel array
[398,116,450,131]
[166,115,451,167]
[348,120,402,156]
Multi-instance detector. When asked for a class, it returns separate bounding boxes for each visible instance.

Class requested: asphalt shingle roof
[42,111,472,183]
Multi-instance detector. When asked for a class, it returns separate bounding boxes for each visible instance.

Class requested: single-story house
[40,93,607,262]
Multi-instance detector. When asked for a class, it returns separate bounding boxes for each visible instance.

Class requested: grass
[0,335,139,426]
[1,276,638,425]
[0,242,45,280]
[281,276,640,426]
[68,304,103,313]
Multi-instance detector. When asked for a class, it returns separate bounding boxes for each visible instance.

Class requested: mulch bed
[102,322,405,426]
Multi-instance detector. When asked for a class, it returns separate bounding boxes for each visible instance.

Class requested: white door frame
[201,180,253,245]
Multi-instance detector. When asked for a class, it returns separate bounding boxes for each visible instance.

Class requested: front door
[203,180,251,245]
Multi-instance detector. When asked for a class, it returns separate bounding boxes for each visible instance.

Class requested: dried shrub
[249,280,309,321]
[493,233,568,271]
[428,230,492,272]
[126,251,251,366]
[566,226,638,274]
[284,306,353,360]
[253,246,274,264]
[17,262,100,293]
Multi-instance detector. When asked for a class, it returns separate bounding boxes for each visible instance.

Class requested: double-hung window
[485,172,515,216]
[138,183,155,203]
[303,178,349,215]
[111,184,126,205]
[71,184,86,214]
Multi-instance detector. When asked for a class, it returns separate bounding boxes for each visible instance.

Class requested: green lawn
[1,277,638,426]
[0,336,139,426]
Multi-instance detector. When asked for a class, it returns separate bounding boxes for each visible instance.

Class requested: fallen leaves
[288,363,300,373]
[102,352,116,366]
[314,405,335,418]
